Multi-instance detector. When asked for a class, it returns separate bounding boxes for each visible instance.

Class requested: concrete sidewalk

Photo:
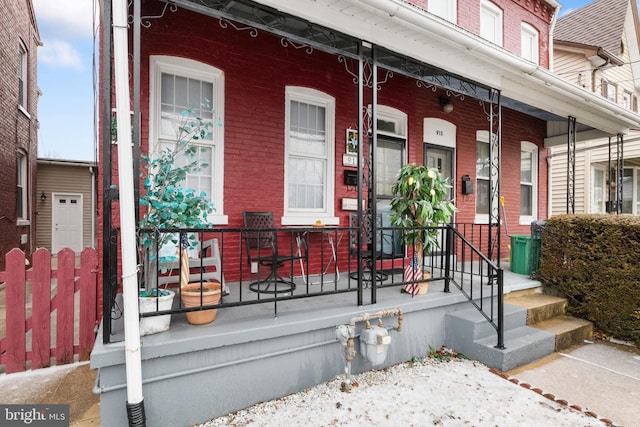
[0,362,99,426]
[507,340,640,427]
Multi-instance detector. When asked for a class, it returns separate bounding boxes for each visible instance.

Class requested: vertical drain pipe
[113,0,146,425]
[337,308,403,391]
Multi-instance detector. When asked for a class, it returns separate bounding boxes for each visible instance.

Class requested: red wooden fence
[0,247,98,374]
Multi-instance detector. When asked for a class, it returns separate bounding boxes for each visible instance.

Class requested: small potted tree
[390,163,455,295]
[138,106,218,332]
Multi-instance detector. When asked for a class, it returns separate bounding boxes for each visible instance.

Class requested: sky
[33,0,97,161]
[30,0,600,162]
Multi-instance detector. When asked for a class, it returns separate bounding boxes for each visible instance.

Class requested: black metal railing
[104,223,503,347]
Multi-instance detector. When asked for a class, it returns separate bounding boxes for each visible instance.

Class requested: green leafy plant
[138,105,217,283]
[390,163,455,264]
[428,345,466,362]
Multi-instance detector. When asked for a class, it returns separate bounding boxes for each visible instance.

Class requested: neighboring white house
[548,0,640,215]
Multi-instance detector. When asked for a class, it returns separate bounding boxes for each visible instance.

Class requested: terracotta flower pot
[180,282,222,325]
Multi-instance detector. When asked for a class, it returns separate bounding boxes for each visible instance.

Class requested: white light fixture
[439,96,454,113]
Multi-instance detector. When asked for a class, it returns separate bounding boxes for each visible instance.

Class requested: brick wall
[98,2,549,286]
[0,0,39,268]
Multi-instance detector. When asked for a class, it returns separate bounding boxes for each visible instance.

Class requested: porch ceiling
[165,0,640,135]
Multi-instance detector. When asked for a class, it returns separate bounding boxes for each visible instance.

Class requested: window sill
[18,105,31,119]
[207,214,228,226]
[17,219,30,226]
[519,216,536,226]
[281,215,340,226]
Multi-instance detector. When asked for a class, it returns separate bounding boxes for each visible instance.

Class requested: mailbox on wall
[462,175,473,194]
[344,170,358,186]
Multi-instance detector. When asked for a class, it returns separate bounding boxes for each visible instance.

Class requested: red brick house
[0,0,40,268]
[93,1,640,425]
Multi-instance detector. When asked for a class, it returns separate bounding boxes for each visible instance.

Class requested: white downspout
[112,0,145,424]
[548,3,561,73]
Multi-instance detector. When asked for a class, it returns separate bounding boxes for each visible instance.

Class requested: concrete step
[505,293,567,324]
[445,302,528,344]
[530,315,593,352]
[473,326,556,372]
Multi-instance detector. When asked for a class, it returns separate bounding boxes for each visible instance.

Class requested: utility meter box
[359,325,391,366]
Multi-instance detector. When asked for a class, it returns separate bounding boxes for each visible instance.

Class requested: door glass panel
[591,167,605,214]
[425,146,453,200]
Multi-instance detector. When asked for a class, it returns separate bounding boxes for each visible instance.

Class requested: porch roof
[170,0,640,136]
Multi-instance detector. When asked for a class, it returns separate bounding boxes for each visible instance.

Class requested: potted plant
[390,163,455,295]
[138,105,217,330]
[138,288,175,336]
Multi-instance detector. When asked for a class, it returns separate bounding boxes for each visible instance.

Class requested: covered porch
[94,0,640,426]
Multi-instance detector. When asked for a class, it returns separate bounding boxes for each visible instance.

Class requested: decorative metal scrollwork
[135,1,178,28]
[281,38,313,54]
[338,55,393,89]
[219,18,259,37]
[416,80,437,92]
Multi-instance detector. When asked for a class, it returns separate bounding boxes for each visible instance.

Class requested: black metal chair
[349,212,393,287]
[243,211,299,294]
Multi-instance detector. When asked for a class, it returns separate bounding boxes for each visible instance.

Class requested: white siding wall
[551,13,640,216]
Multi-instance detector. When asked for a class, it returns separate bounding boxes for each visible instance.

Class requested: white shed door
[52,194,83,253]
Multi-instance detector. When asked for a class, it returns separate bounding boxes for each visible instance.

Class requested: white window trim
[519,141,538,225]
[623,90,632,110]
[282,86,337,226]
[18,40,29,117]
[480,1,503,47]
[474,131,498,224]
[376,105,408,139]
[376,105,408,198]
[603,80,617,103]
[521,23,539,65]
[428,0,457,23]
[149,55,227,225]
[17,151,28,224]
[590,164,606,214]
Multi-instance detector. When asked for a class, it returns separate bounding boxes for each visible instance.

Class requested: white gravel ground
[197,357,605,427]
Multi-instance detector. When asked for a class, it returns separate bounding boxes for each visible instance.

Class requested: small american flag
[403,251,422,296]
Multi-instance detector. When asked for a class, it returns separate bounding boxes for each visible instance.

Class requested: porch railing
[104,224,503,348]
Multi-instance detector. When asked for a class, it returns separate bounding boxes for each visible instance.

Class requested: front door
[52,194,83,252]
[425,145,454,199]
[424,118,456,258]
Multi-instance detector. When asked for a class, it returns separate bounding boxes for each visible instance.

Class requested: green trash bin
[510,234,531,275]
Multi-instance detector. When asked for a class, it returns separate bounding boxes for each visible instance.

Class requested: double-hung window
[475,131,498,223]
[283,87,336,225]
[480,1,503,46]
[521,23,539,64]
[475,140,491,219]
[591,165,606,214]
[17,151,28,223]
[149,56,226,224]
[520,142,538,224]
[623,90,632,110]
[602,80,617,103]
[18,41,28,111]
